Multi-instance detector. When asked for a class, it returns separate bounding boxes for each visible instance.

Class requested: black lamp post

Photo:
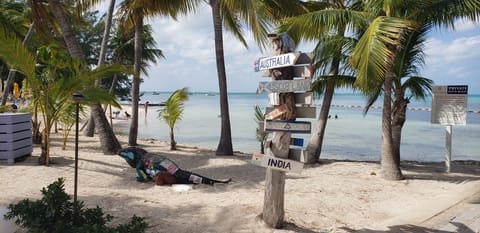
[72,93,84,213]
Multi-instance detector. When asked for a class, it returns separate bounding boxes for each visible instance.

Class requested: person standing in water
[144,101,149,119]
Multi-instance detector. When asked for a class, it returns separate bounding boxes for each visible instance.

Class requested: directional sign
[254,53,298,71]
[268,92,313,105]
[252,153,303,173]
[265,104,287,120]
[264,120,311,134]
[263,65,312,78]
[266,106,316,119]
[256,79,311,94]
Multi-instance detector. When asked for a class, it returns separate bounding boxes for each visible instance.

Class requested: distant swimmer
[113,110,120,118]
[335,114,338,119]
[125,111,131,118]
[144,101,149,119]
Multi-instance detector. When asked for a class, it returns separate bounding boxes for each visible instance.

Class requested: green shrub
[3,178,148,233]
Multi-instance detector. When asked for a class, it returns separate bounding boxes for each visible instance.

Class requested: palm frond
[0,26,35,79]
[254,105,264,123]
[402,76,433,100]
[279,8,370,43]
[312,75,357,96]
[350,16,416,90]
[158,87,189,129]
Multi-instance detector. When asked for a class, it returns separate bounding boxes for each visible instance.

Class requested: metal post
[445,125,452,173]
[72,93,84,214]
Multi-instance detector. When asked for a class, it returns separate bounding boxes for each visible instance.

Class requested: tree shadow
[400,161,480,184]
[340,222,475,233]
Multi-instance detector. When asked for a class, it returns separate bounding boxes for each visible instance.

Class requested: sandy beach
[1,132,479,233]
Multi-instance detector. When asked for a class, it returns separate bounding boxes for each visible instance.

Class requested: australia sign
[254,53,298,72]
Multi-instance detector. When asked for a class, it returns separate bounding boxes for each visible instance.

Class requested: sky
[132,4,480,94]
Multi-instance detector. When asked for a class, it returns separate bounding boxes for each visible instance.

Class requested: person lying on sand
[118,147,232,186]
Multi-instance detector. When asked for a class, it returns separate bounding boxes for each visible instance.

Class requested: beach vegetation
[279,0,360,164]
[254,105,267,154]
[349,0,480,180]
[158,87,189,150]
[32,0,124,154]
[362,24,433,169]
[0,0,32,106]
[279,0,479,180]
[205,0,308,156]
[116,0,199,147]
[0,25,125,165]
[4,178,148,233]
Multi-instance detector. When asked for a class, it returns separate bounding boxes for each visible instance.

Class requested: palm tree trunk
[380,68,403,180]
[128,15,143,146]
[50,0,121,154]
[305,84,334,163]
[48,0,84,58]
[210,0,233,155]
[83,0,116,137]
[392,95,408,167]
[170,128,176,150]
[92,104,121,154]
[305,25,344,164]
[1,23,35,106]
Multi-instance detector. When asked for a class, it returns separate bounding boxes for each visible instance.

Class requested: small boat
[152,92,160,95]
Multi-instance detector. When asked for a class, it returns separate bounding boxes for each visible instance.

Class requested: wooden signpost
[252,33,315,229]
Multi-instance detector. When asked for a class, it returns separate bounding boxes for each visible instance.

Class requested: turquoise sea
[114,92,480,162]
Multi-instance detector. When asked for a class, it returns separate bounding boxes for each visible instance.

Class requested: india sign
[251,153,303,173]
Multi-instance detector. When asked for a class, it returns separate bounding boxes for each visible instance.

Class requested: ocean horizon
[113,91,480,162]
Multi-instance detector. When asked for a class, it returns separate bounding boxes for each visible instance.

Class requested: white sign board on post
[251,153,303,173]
[254,53,298,71]
[430,85,468,173]
[431,85,468,125]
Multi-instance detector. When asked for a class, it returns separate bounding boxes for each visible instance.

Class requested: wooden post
[262,33,296,228]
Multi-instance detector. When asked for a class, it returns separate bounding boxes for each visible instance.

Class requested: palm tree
[157,87,189,150]
[117,0,200,146]
[29,0,124,154]
[363,24,433,167]
[206,0,308,155]
[350,0,480,180]
[82,0,118,137]
[0,31,123,164]
[279,0,363,163]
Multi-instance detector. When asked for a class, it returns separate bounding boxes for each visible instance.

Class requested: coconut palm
[82,0,118,137]
[206,0,308,155]
[0,30,124,164]
[117,0,200,146]
[362,24,433,167]
[350,0,480,180]
[157,87,189,150]
[29,0,124,154]
[279,0,364,163]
